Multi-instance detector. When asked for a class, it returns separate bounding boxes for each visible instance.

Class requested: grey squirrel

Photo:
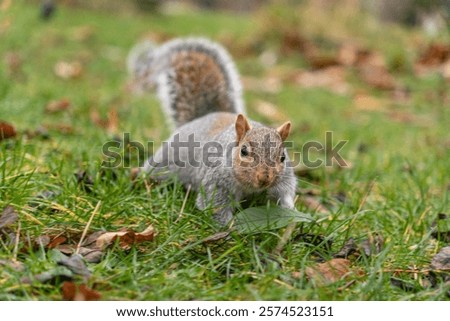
[128,37,297,225]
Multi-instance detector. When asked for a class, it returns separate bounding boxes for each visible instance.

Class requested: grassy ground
[0,1,449,300]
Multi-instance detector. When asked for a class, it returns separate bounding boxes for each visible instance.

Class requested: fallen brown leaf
[333,238,358,258]
[254,100,287,122]
[334,234,384,259]
[57,253,91,279]
[431,213,450,243]
[72,25,95,42]
[299,196,329,214]
[359,65,396,90]
[55,244,76,255]
[337,43,370,66]
[78,248,103,263]
[0,205,18,229]
[4,51,23,76]
[0,259,24,271]
[278,29,317,57]
[1,0,12,11]
[201,231,231,244]
[34,235,51,248]
[48,235,68,249]
[0,121,17,141]
[417,43,450,67]
[62,282,101,301]
[430,246,450,273]
[45,99,71,113]
[353,94,386,112]
[304,258,352,285]
[90,108,119,134]
[241,76,282,94]
[429,246,450,293]
[305,53,340,70]
[95,224,155,250]
[293,66,350,95]
[54,61,83,79]
[359,234,384,257]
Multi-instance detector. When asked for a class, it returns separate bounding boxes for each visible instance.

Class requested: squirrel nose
[257,169,272,187]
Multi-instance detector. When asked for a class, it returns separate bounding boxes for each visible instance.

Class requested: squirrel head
[233,114,291,191]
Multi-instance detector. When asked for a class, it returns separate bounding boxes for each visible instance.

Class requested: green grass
[0,1,449,300]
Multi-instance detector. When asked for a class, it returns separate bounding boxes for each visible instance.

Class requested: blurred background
[1,0,449,161]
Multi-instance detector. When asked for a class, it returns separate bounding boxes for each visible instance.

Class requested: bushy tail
[127,37,245,128]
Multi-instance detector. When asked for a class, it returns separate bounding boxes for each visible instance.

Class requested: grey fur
[131,37,297,225]
[144,112,297,226]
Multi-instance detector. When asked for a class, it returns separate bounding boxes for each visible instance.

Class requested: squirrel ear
[277,121,291,142]
[235,114,252,142]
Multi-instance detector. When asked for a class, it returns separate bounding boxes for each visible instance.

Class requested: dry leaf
[357,51,386,69]
[48,235,68,249]
[305,53,340,70]
[305,258,352,285]
[4,52,23,76]
[79,248,103,263]
[55,244,76,255]
[417,43,450,67]
[34,235,51,248]
[353,94,386,112]
[300,196,329,214]
[333,238,358,258]
[21,270,73,284]
[431,213,450,243]
[45,99,71,113]
[442,59,450,80]
[242,76,282,94]
[0,121,17,141]
[90,108,119,134]
[359,65,396,90]
[293,66,350,95]
[334,234,384,259]
[72,25,95,42]
[0,205,18,229]
[280,30,315,56]
[391,86,411,104]
[359,234,384,257]
[201,231,231,244]
[429,246,450,290]
[430,246,450,272]
[1,0,12,11]
[0,259,24,271]
[57,254,91,279]
[54,61,83,79]
[95,225,155,250]
[254,100,287,122]
[338,43,367,66]
[62,282,101,301]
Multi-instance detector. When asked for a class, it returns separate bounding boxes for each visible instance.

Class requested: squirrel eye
[280,152,286,163]
[240,145,248,157]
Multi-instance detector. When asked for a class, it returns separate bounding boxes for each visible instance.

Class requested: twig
[175,185,191,223]
[12,221,21,261]
[76,201,101,254]
[337,279,356,292]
